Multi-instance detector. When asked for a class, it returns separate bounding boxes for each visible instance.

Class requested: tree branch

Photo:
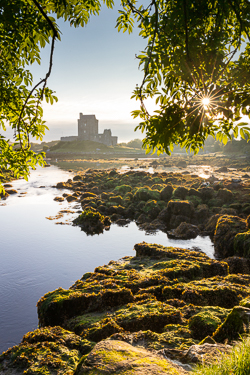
[227,0,250,41]
[138,0,159,118]
[183,0,190,60]
[125,0,146,19]
[17,1,58,149]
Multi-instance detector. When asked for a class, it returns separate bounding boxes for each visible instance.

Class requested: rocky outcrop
[167,222,200,239]
[212,306,250,343]
[0,326,93,375]
[2,243,250,373]
[75,339,188,375]
[214,215,248,258]
[51,167,250,240]
[73,208,111,235]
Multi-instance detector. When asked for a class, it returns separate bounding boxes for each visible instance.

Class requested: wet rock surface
[2,155,250,373]
[51,165,250,256]
[2,243,250,373]
[0,326,94,375]
[214,215,248,258]
[167,222,200,240]
[75,339,188,374]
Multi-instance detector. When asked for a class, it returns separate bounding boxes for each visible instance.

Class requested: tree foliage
[0,0,113,191]
[1,0,250,192]
[117,0,250,154]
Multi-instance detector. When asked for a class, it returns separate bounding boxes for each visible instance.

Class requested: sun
[201,97,210,107]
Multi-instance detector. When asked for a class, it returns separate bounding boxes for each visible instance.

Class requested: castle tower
[78,114,98,140]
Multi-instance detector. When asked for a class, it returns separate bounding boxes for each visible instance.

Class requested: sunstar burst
[201,97,210,108]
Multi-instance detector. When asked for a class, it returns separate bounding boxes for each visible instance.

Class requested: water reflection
[0,165,214,353]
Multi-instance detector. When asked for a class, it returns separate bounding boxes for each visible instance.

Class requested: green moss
[240,297,250,308]
[189,306,229,340]
[78,340,182,374]
[234,230,250,258]
[109,195,123,204]
[73,208,104,225]
[187,195,203,207]
[0,327,89,374]
[134,187,161,201]
[213,306,250,342]
[65,299,184,341]
[113,300,184,332]
[163,275,250,308]
[113,185,132,194]
[67,312,108,334]
[214,215,248,257]
[151,183,164,191]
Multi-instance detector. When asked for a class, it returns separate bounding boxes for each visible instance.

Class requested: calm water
[0,165,214,353]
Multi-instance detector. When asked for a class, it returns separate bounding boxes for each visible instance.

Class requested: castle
[60,114,118,146]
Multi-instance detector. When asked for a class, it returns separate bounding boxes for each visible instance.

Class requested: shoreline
[1,155,250,374]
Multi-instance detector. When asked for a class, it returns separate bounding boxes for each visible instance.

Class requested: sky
[29,4,150,143]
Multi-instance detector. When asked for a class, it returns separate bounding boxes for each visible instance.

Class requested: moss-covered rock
[204,214,221,235]
[162,275,250,308]
[74,339,188,375]
[223,256,250,274]
[0,326,94,374]
[133,243,228,279]
[5,234,250,372]
[167,222,200,240]
[109,195,123,205]
[142,200,161,219]
[240,297,250,308]
[173,186,189,200]
[217,188,233,203]
[134,187,161,201]
[187,195,203,208]
[188,306,229,340]
[198,187,215,201]
[167,200,195,218]
[37,244,231,345]
[207,197,223,208]
[234,230,250,258]
[80,192,98,200]
[38,286,134,327]
[212,306,250,342]
[113,185,132,194]
[160,185,174,201]
[214,215,248,258]
[52,167,250,235]
[73,208,111,235]
[112,325,196,351]
[188,188,201,198]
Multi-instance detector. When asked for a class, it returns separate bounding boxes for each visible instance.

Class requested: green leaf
[222,134,228,145]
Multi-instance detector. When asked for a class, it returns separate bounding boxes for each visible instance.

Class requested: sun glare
[201,97,210,107]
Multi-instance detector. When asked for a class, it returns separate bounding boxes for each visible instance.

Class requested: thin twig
[138,0,159,118]
[126,0,146,19]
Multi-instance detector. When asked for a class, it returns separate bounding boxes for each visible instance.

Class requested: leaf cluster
[117,0,250,154]
[0,0,114,191]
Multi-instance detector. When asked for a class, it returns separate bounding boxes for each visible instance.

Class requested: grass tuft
[193,335,250,375]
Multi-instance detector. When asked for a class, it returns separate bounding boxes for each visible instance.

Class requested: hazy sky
[30,4,149,143]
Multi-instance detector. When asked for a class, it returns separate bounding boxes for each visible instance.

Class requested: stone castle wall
[61,114,118,146]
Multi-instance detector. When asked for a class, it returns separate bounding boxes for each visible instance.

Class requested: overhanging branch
[17,0,58,149]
